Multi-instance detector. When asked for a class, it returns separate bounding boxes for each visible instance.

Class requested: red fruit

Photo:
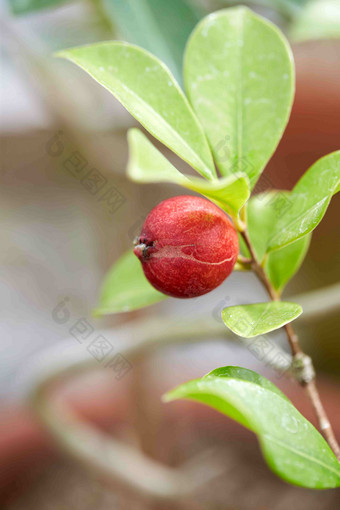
[133,195,239,298]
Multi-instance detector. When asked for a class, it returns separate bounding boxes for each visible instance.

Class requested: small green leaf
[127,128,189,184]
[183,174,250,218]
[101,0,204,83]
[127,128,250,216]
[265,235,311,292]
[268,151,340,251]
[247,192,311,292]
[184,7,294,187]
[94,250,167,315]
[56,42,216,180]
[164,366,340,488]
[247,191,286,262]
[222,302,302,338]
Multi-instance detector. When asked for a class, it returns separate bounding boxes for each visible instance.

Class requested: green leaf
[290,0,340,41]
[265,235,311,293]
[164,366,340,488]
[268,151,340,251]
[101,0,204,83]
[56,42,216,180]
[247,191,286,262]
[8,0,66,15]
[247,192,311,292]
[127,128,250,216]
[184,7,294,187]
[206,366,290,399]
[222,301,302,338]
[94,250,167,315]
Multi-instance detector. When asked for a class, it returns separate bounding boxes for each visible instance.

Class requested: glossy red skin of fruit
[133,195,239,298]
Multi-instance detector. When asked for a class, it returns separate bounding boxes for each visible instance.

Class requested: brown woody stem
[240,228,340,461]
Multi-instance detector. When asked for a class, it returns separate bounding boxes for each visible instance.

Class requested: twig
[305,380,340,459]
[240,228,340,460]
[28,280,340,500]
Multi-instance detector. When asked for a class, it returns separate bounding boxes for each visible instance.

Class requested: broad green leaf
[247,192,311,292]
[127,128,250,216]
[265,235,311,292]
[290,0,340,41]
[206,366,290,399]
[222,301,302,337]
[184,7,294,187]
[268,151,340,251]
[8,0,66,15]
[101,0,204,83]
[94,250,166,315]
[164,366,340,488]
[56,42,216,180]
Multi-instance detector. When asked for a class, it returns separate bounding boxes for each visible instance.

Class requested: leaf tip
[53,50,69,60]
[161,391,175,403]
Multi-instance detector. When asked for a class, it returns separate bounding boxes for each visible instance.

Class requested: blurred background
[1,0,340,508]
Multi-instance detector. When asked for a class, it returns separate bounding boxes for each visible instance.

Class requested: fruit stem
[237,254,252,267]
[239,227,340,461]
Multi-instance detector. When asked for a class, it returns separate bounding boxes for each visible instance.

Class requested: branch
[28,280,340,498]
[240,228,340,460]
